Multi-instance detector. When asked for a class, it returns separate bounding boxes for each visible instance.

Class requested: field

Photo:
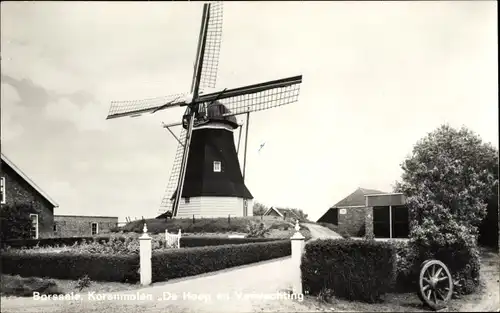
[116,216,312,240]
[1,274,141,297]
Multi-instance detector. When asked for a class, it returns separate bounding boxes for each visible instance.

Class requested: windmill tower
[106,2,302,218]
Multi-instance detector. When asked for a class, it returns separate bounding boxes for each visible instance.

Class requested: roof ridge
[1,153,59,207]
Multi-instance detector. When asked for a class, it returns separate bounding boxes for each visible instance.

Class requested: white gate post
[139,223,152,286]
[177,229,182,248]
[290,220,305,295]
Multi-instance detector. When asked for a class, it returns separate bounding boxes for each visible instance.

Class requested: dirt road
[1,257,334,313]
[454,248,500,312]
[302,223,341,240]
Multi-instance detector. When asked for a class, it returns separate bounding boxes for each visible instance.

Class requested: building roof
[1,153,59,208]
[264,207,300,219]
[54,215,118,219]
[332,187,385,208]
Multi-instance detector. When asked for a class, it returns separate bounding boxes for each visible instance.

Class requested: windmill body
[170,101,253,217]
[106,2,302,218]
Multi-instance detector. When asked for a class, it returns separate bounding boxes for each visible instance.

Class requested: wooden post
[177,229,181,248]
[290,220,305,295]
[389,205,393,239]
[192,214,195,224]
[242,112,250,181]
[139,223,152,286]
[228,214,231,224]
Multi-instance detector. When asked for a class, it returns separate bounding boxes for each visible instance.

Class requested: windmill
[106,2,302,218]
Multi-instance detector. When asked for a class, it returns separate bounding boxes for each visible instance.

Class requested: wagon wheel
[418,260,454,311]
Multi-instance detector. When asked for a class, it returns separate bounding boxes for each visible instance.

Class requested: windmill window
[213,161,221,172]
[0,177,5,204]
[91,222,98,235]
[185,197,190,204]
[30,214,39,239]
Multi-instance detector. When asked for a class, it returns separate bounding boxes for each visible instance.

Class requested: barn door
[391,205,409,238]
[373,206,390,238]
[331,208,338,225]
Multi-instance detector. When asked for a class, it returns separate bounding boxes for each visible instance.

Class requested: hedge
[179,236,278,247]
[301,239,397,303]
[2,236,279,249]
[1,252,139,283]
[2,236,122,249]
[151,240,291,282]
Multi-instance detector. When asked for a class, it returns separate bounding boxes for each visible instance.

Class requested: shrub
[406,239,480,295]
[2,236,114,249]
[390,240,415,291]
[180,236,278,247]
[1,251,139,283]
[0,275,64,297]
[246,221,271,238]
[72,236,174,254]
[76,275,92,291]
[0,204,36,242]
[301,239,397,303]
[394,125,498,295]
[152,240,291,282]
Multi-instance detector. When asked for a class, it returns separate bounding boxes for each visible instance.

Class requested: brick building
[317,187,410,238]
[54,215,118,237]
[1,153,59,239]
[1,153,119,239]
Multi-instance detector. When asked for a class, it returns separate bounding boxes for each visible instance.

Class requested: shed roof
[264,207,300,219]
[1,153,59,208]
[332,187,385,208]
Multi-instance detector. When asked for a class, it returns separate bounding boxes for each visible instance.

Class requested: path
[456,248,500,312]
[302,223,341,240]
[1,257,335,313]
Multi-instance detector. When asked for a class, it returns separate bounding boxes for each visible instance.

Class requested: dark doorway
[317,207,338,225]
[373,206,390,238]
[391,205,409,238]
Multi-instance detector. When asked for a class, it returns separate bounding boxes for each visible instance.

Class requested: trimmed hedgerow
[1,252,139,283]
[2,236,122,249]
[151,240,291,282]
[179,236,278,247]
[301,239,397,303]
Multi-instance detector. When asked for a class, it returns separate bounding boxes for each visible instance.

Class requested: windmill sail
[159,128,187,213]
[107,93,189,120]
[199,2,223,90]
[215,77,301,115]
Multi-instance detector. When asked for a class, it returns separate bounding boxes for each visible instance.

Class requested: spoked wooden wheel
[418,260,454,311]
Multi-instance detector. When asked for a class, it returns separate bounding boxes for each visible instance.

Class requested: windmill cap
[198,101,239,129]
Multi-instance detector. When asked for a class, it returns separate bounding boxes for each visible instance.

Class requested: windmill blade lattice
[159,128,187,212]
[210,79,301,116]
[199,2,223,90]
[107,93,189,119]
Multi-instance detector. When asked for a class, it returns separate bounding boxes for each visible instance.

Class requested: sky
[1,1,497,222]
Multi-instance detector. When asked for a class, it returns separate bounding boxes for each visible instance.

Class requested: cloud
[1,82,25,140]
[45,97,108,132]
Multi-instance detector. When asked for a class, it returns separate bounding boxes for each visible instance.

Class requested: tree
[0,203,34,242]
[289,208,309,221]
[395,124,498,294]
[395,124,498,241]
[253,202,268,216]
